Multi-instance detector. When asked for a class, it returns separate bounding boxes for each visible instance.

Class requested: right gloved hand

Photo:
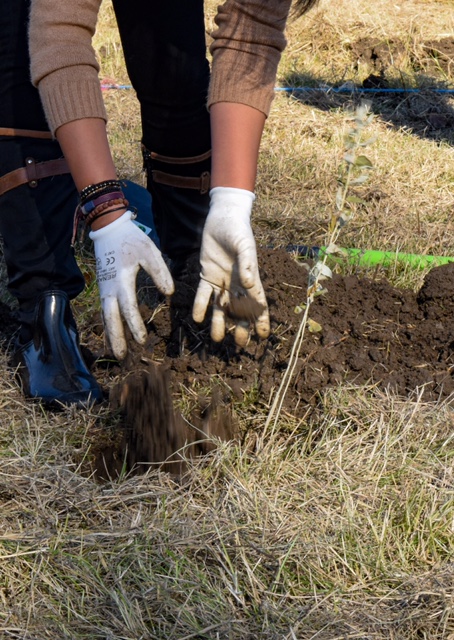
[192,187,270,346]
[90,211,174,360]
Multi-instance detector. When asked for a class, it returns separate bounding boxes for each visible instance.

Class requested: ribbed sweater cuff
[38,67,107,135]
[208,51,277,117]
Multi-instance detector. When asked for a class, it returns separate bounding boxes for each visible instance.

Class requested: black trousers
[0,0,85,323]
[112,0,211,158]
[112,0,212,262]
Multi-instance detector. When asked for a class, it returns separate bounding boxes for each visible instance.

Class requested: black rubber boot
[143,147,211,276]
[12,290,103,406]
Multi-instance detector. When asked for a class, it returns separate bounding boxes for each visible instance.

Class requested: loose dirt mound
[112,248,454,412]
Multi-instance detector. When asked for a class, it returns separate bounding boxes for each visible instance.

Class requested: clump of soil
[350,37,407,73]
[105,364,237,478]
[350,36,454,78]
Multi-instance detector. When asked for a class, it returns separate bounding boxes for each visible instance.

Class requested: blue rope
[101,84,133,89]
[275,86,454,94]
[101,83,454,94]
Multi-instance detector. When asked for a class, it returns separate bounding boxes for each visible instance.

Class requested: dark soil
[122,248,454,409]
[107,364,237,477]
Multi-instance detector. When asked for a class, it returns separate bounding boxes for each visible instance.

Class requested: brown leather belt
[0,127,70,196]
[146,149,211,164]
[151,169,211,194]
[0,157,70,197]
[142,145,211,194]
[0,127,53,140]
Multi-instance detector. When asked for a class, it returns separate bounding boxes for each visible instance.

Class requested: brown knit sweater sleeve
[29,0,106,135]
[208,0,293,117]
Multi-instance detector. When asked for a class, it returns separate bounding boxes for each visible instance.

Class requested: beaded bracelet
[79,179,123,204]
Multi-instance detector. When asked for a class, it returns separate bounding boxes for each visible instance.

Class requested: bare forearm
[56,119,126,230]
[56,119,117,189]
[210,103,265,192]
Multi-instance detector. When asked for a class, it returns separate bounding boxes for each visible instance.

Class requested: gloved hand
[90,211,174,360]
[192,187,270,347]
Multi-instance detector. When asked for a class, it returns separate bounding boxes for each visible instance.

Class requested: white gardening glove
[192,187,270,347]
[90,211,174,360]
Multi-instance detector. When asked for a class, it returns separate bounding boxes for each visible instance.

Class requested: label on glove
[96,250,118,282]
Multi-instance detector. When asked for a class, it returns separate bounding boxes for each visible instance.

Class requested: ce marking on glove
[102,250,116,267]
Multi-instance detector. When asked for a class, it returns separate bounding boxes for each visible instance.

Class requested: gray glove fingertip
[237,248,259,290]
[124,307,147,346]
[255,308,271,339]
[141,253,175,296]
[234,320,250,347]
[211,305,226,343]
[118,289,148,346]
[102,296,128,360]
[193,279,213,323]
[158,272,175,296]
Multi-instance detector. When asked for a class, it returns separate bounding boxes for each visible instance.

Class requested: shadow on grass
[280,35,454,145]
[280,72,454,145]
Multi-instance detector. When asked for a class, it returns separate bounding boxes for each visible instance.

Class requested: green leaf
[313,287,328,298]
[346,195,367,204]
[360,136,377,147]
[329,215,339,233]
[308,318,323,333]
[355,155,373,168]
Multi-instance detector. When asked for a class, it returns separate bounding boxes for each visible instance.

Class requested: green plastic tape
[286,245,454,269]
[328,248,454,269]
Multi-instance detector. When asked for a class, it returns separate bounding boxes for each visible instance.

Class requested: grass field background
[0,1,453,637]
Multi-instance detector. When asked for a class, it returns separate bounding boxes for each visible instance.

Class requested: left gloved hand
[192,187,270,346]
[90,210,174,360]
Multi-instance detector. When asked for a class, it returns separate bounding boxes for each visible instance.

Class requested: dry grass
[1,377,453,638]
[1,0,454,637]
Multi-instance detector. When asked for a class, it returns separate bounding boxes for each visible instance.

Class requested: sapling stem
[264,101,374,433]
